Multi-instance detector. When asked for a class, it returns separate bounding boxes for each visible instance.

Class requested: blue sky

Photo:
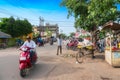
[0,0,120,35]
[0,0,75,35]
[117,4,120,10]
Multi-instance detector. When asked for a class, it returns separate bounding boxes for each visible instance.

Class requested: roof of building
[0,31,11,38]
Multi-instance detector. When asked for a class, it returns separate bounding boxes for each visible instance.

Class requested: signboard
[114,52,120,59]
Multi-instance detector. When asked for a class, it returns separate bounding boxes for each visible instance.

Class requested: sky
[0,0,120,35]
[0,0,75,35]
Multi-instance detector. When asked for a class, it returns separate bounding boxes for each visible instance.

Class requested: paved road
[0,43,69,80]
[0,43,120,80]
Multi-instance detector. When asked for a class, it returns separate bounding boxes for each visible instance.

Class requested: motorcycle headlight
[21,48,27,51]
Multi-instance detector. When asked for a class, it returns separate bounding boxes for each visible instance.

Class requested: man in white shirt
[20,36,36,63]
[20,36,36,49]
[57,35,62,55]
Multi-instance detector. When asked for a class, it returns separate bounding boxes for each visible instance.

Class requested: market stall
[102,21,120,67]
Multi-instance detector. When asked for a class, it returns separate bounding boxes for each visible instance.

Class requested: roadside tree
[61,0,120,31]
[0,17,32,38]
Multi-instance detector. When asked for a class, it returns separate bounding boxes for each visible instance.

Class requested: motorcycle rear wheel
[20,69,27,77]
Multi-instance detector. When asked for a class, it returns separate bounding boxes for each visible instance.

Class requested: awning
[102,21,120,30]
[0,31,11,38]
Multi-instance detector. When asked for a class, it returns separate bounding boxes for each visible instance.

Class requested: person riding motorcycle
[20,36,36,64]
[37,36,44,46]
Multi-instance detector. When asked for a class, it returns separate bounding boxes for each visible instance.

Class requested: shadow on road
[95,54,105,60]
[24,61,84,80]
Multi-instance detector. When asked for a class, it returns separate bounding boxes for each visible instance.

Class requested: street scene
[0,43,120,80]
[0,0,120,80]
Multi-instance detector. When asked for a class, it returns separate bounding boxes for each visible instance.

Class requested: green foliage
[79,35,84,38]
[7,38,16,47]
[0,16,32,38]
[99,31,105,39]
[69,32,75,37]
[45,27,52,37]
[61,0,120,31]
[33,32,39,38]
[60,33,67,39]
[79,34,90,38]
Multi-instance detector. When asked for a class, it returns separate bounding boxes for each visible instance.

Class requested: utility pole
[39,16,44,37]
[39,16,42,26]
[42,17,44,26]
[39,16,44,26]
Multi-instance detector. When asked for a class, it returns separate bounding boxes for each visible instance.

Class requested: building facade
[37,23,59,38]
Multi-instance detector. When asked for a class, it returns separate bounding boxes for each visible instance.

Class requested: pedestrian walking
[57,35,62,55]
[99,38,105,53]
[95,39,100,52]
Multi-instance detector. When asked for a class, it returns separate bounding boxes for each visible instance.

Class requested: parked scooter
[66,40,74,49]
[19,47,37,77]
[37,42,44,47]
[66,39,78,51]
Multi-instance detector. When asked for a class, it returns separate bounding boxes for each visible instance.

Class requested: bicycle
[76,45,95,63]
[0,43,7,49]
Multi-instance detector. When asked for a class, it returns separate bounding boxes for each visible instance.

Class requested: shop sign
[114,52,120,58]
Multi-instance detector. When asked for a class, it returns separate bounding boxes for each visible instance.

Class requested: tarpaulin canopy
[0,31,11,38]
[102,21,120,30]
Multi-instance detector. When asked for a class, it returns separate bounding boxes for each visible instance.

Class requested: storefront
[102,21,120,67]
[0,31,11,48]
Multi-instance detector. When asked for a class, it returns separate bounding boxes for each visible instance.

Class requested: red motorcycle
[19,47,37,77]
[66,39,78,51]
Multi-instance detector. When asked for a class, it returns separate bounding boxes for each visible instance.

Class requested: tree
[45,27,52,37]
[0,17,32,37]
[61,0,120,31]
[0,18,9,33]
[21,19,32,35]
[9,17,19,37]
[69,32,75,37]
[60,33,67,39]
[61,0,120,57]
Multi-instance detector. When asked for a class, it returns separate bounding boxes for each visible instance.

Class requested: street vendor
[77,38,95,58]
[112,38,118,47]
[106,37,110,47]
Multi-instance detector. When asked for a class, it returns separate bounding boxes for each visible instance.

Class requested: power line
[59,26,75,27]
[45,20,74,22]
[0,10,74,23]
[1,0,75,23]
[0,8,75,27]
[0,8,36,20]
[0,8,20,17]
